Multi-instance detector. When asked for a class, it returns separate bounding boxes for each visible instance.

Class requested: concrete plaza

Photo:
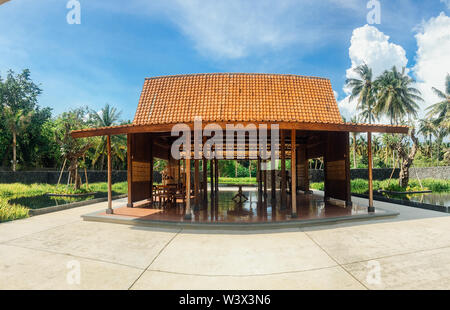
[1,193,449,290]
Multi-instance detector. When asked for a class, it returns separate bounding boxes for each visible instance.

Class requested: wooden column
[291,129,297,217]
[203,158,207,201]
[149,137,154,203]
[194,159,199,206]
[263,160,267,197]
[280,130,287,207]
[368,132,374,212]
[106,135,113,214]
[210,159,214,198]
[127,134,133,208]
[271,167,276,198]
[185,158,192,219]
[257,157,262,193]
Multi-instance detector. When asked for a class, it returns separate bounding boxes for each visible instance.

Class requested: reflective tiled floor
[103,190,377,223]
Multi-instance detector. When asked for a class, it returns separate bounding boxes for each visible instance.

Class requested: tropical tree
[89,104,125,170]
[0,69,42,171]
[374,66,422,187]
[349,116,359,168]
[426,74,450,129]
[54,107,93,190]
[346,64,377,124]
[418,119,436,158]
[374,66,421,124]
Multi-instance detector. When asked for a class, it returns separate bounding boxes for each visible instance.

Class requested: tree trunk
[248,160,251,178]
[397,129,419,188]
[12,130,17,172]
[235,160,238,178]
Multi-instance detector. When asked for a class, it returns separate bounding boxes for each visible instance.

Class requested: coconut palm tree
[418,119,437,158]
[346,64,377,124]
[90,104,124,170]
[426,74,450,129]
[374,66,422,124]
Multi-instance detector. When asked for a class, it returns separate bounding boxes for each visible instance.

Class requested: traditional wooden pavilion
[71,73,408,220]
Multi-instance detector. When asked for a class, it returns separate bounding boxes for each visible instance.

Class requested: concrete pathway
[0,194,449,290]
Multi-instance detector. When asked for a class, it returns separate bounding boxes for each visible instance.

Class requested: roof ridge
[144,73,330,81]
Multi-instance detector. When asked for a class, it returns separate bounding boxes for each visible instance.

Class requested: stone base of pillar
[106,208,114,214]
[346,201,353,207]
[126,203,133,208]
[291,213,298,218]
[368,206,375,213]
[184,213,192,220]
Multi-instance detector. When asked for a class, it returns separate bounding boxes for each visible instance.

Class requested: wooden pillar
[214,158,219,193]
[280,130,287,207]
[263,160,267,197]
[127,134,133,208]
[368,132,374,213]
[106,135,113,214]
[291,129,297,217]
[210,159,214,198]
[271,167,276,198]
[257,157,262,193]
[185,158,192,219]
[203,158,207,201]
[194,159,199,205]
[149,137,154,203]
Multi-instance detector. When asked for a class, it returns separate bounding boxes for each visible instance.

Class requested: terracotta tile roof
[133,73,343,125]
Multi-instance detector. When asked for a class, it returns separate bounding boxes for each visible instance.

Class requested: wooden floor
[101,190,375,223]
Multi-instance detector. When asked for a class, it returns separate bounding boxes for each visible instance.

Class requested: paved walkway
[1,193,449,290]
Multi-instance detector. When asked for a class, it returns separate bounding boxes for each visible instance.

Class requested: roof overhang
[71,121,409,138]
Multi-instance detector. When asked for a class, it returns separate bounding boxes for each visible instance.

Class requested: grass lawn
[0,182,128,223]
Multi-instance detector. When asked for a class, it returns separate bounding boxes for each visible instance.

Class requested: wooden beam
[71,121,409,138]
[291,129,297,217]
[106,135,113,214]
[210,159,214,199]
[185,158,192,219]
[368,132,374,212]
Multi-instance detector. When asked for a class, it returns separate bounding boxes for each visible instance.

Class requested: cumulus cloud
[413,12,450,117]
[440,0,450,10]
[339,24,408,121]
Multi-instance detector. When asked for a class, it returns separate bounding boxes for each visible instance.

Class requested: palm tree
[346,64,377,124]
[418,119,436,158]
[374,66,422,124]
[349,116,359,168]
[90,104,123,170]
[426,74,450,129]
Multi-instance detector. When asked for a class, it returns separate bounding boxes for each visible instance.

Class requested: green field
[0,182,128,223]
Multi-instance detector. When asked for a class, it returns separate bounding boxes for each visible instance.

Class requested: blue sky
[0,0,449,121]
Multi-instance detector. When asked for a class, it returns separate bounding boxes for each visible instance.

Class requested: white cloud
[120,0,365,60]
[413,12,450,117]
[339,24,408,121]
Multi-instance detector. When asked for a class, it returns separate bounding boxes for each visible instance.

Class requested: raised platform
[82,190,399,230]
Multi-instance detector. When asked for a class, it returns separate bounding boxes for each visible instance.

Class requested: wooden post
[257,157,262,193]
[194,159,199,206]
[185,157,192,219]
[127,133,133,208]
[106,135,113,214]
[210,159,214,198]
[291,129,297,217]
[280,130,287,207]
[202,136,207,202]
[263,160,267,197]
[149,137,154,203]
[368,132,374,213]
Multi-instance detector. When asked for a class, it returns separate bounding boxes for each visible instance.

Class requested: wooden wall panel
[324,132,351,203]
[129,133,153,204]
[296,145,310,192]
